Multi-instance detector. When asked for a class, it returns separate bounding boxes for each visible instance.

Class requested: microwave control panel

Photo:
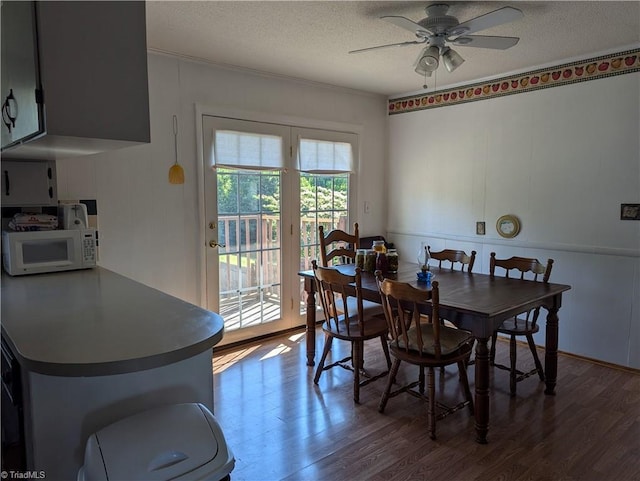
[82,231,97,265]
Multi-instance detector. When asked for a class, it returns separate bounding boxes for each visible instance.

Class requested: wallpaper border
[388,48,640,115]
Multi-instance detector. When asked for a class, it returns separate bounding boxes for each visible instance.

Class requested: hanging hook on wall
[168,114,185,185]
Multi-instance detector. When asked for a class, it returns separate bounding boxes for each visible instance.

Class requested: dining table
[298,262,572,444]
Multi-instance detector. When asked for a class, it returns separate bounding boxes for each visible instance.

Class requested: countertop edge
[1,267,226,377]
[2,324,224,377]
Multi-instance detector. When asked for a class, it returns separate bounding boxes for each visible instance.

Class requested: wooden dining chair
[312,260,391,403]
[318,223,359,266]
[318,223,382,316]
[428,247,476,273]
[376,275,475,440]
[427,247,477,374]
[489,252,554,396]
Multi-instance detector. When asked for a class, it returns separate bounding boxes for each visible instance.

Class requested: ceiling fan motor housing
[419,3,459,35]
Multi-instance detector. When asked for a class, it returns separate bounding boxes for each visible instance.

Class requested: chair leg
[314,335,333,384]
[526,334,545,382]
[379,359,401,413]
[457,360,474,415]
[509,335,517,397]
[459,339,474,380]
[379,334,392,370]
[490,332,498,365]
[427,367,436,440]
[419,367,426,394]
[352,340,363,403]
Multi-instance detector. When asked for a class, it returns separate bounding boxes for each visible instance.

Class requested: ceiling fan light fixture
[442,47,465,72]
[415,45,440,73]
[414,65,433,76]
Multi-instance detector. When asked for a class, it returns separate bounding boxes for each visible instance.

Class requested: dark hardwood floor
[213,328,640,481]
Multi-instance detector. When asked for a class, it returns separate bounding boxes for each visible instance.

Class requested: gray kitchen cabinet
[0,1,42,150]
[1,160,57,206]
[1,1,150,160]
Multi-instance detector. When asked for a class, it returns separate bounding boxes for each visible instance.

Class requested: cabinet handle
[4,171,9,196]
[2,89,18,133]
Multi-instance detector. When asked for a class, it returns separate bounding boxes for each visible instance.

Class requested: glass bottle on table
[372,240,386,254]
[364,249,377,273]
[417,245,430,272]
[376,251,388,276]
[387,249,399,274]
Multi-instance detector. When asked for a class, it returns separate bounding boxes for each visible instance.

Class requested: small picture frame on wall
[620,204,640,220]
[476,221,486,235]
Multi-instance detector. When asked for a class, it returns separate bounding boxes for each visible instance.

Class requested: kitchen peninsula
[1,267,224,480]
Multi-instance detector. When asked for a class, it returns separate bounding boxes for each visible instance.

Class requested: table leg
[304,277,317,366]
[474,336,490,444]
[544,294,561,395]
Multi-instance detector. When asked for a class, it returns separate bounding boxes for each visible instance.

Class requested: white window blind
[295,128,357,174]
[212,130,284,170]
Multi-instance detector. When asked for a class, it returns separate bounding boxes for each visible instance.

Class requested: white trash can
[78,403,235,481]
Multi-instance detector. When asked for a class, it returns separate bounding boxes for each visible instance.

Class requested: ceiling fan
[349,3,524,78]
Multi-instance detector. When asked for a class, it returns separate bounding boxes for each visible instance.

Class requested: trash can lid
[82,403,225,480]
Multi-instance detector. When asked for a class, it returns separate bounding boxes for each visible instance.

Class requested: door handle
[209,240,226,248]
[2,89,17,132]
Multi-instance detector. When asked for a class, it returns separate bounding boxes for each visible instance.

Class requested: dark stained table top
[300,263,571,337]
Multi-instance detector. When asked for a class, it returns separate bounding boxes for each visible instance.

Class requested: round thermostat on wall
[496,215,520,238]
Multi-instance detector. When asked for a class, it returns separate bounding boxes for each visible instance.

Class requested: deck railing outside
[216,214,346,327]
[217,214,346,288]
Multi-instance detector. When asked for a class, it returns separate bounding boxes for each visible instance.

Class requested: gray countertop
[1,267,224,376]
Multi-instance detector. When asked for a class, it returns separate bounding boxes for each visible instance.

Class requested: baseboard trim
[213,324,309,355]
[497,337,639,374]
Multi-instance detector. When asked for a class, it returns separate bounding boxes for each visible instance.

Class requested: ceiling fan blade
[447,6,523,37]
[382,15,433,36]
[452,35,520,50]
[349,40,426,54]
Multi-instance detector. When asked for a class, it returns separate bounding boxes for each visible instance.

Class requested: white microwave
[2,229,97,276]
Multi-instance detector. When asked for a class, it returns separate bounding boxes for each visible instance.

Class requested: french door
[202,115,356,345]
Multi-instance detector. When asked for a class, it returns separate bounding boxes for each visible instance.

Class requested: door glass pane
[299,172,349,314]
[217,168,282,332]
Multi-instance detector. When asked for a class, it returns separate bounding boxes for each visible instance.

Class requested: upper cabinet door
[1,1,150,160]
[0,1,42,150]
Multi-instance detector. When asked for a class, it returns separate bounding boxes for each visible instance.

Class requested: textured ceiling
[146,1,640,97]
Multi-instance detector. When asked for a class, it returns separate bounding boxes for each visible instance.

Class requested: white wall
[56,53,388,305]
[387,73,640,368]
